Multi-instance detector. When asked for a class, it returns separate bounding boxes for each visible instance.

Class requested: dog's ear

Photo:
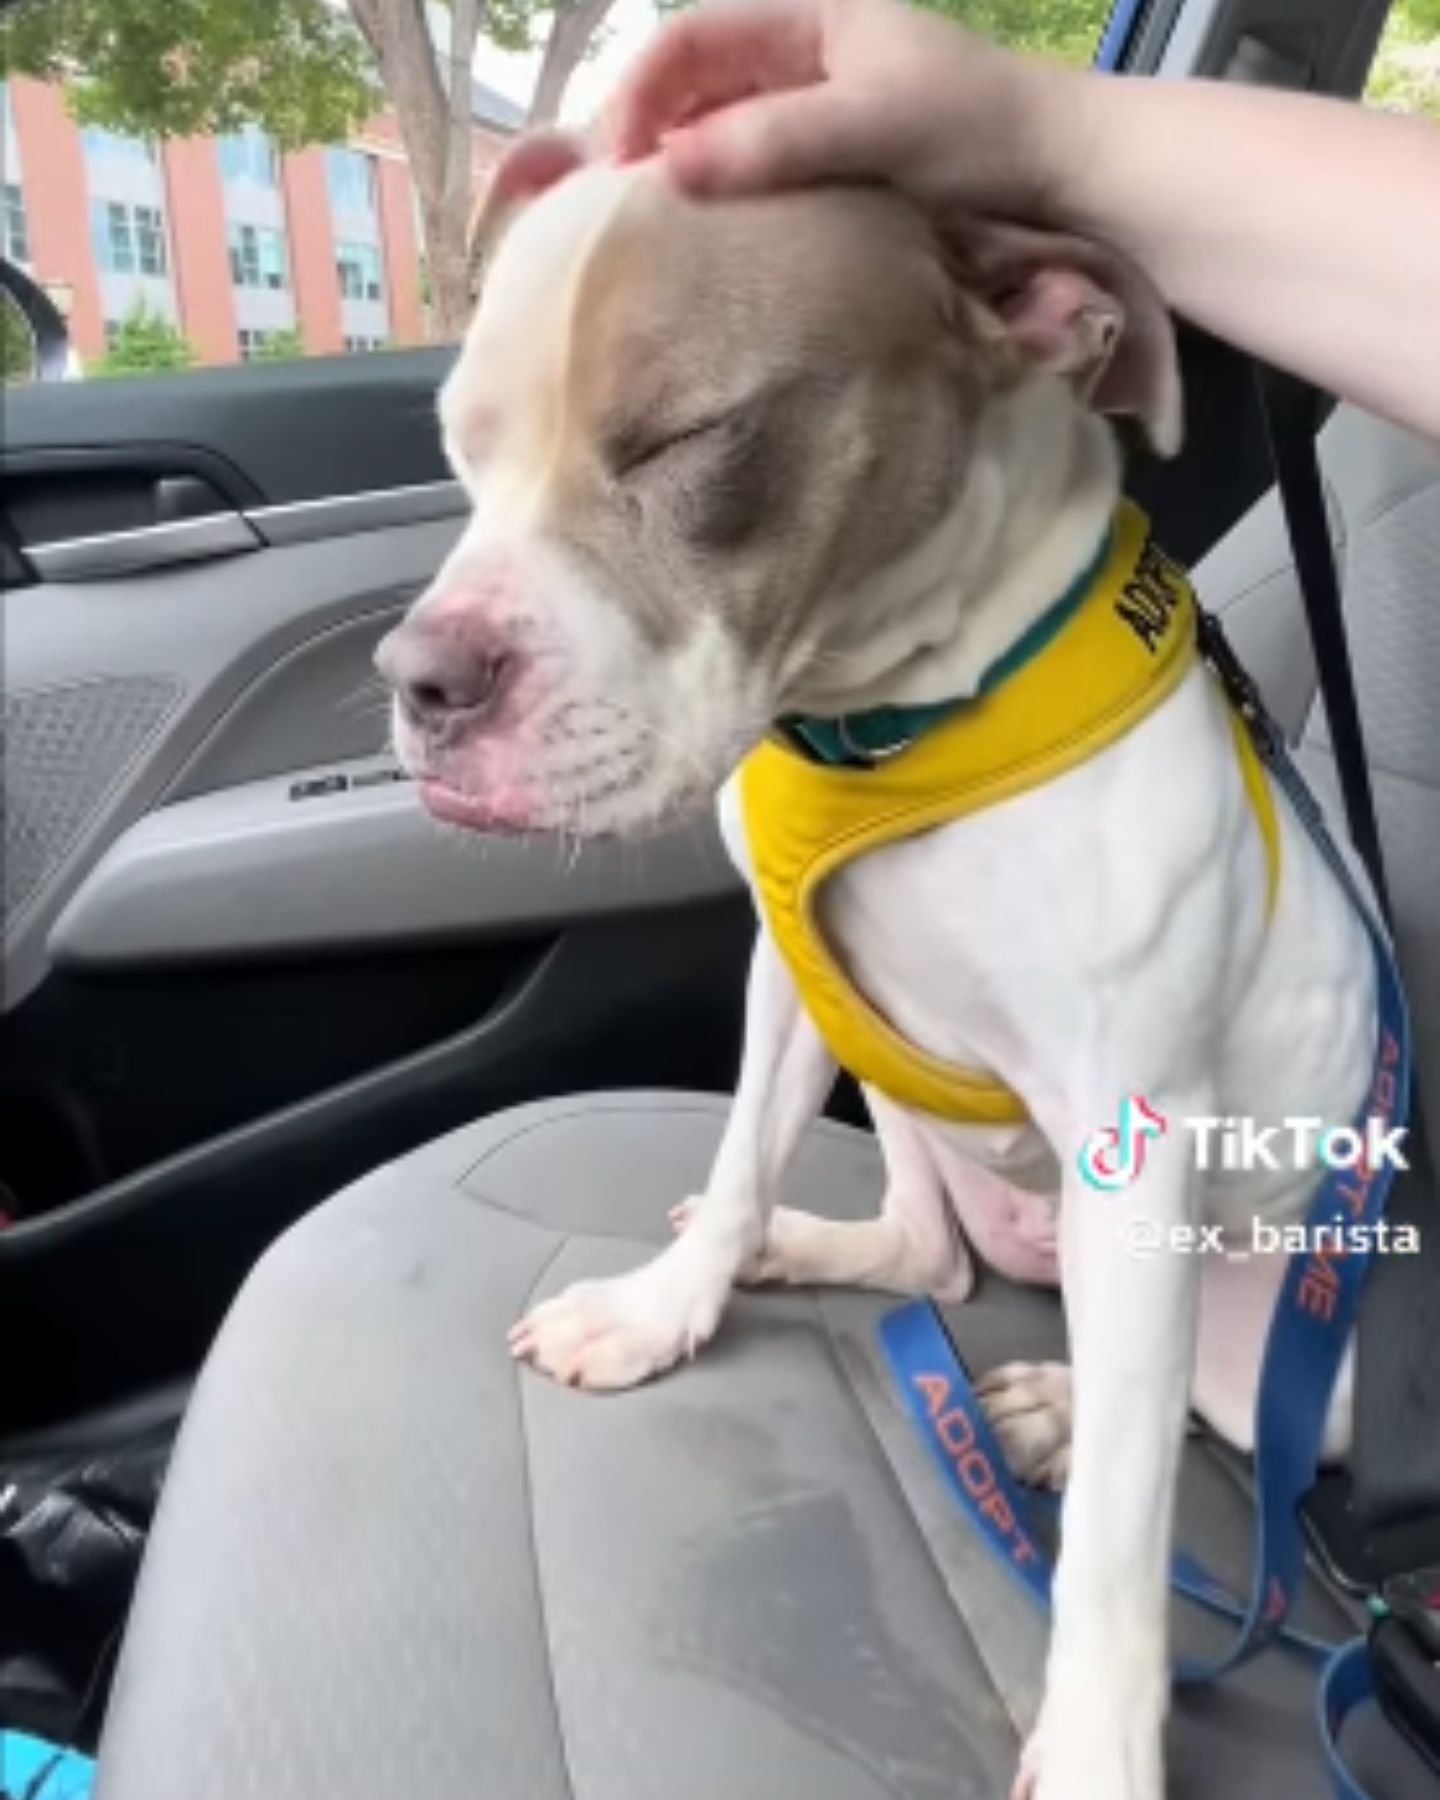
[944,218,1183,458]
[466,130,587,296]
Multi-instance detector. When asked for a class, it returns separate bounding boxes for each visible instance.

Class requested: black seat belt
[1255,366,1440,1532]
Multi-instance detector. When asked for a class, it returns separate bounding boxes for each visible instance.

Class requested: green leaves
[919,0,1113,64]
[91,301,195,375]
[250,325,307,361]
[1397,0,1440,38]
[658,0,1110,61]
[486,0,548,57]
[1369,0,1440,120]
[1,289,37,384]
[0,0,382,147]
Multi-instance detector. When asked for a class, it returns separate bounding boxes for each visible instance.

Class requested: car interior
[1,0,1437,1796]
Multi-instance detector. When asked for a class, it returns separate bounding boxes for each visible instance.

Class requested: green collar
[777,521,1115,769]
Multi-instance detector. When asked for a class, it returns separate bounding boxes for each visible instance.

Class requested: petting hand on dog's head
[606,0,1440,444]
[606,0,1067,216]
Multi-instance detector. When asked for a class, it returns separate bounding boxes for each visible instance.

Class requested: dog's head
[378,136,1181,836]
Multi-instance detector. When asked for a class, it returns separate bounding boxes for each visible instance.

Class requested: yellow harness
[739,500,1280,1126]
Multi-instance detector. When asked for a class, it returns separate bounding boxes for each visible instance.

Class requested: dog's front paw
[509,1237,730,1391]
[1015,1669,1165,1800]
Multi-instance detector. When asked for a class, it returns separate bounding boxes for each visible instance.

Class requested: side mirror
[1,257,74,384]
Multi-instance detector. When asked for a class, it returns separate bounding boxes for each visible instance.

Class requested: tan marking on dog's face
[558,174,1003,653]
[399,163,1004,837]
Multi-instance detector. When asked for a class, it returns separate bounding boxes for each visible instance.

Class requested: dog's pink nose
[376,618,512,732]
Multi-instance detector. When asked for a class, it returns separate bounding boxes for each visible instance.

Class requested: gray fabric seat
[97,1094,1431,1799]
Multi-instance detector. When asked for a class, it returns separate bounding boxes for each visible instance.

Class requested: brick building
[0,76,523,365]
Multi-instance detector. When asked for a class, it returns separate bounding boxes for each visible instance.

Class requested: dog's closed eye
[604,411,735,479]
[602,393,789,552]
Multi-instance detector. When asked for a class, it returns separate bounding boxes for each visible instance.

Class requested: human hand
[607,0,1088,220]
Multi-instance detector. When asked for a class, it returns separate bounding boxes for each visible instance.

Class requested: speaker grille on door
[3,674,182,926]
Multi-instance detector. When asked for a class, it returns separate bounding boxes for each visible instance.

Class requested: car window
[17,0,1404,392]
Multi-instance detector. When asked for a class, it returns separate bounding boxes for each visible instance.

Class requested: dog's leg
[1017,1087,1206,1800]
[676,1090,976,1299]
[687,1093,1064,1299]
[509,930,834,1390]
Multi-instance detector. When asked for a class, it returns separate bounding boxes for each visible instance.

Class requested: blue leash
[880,651,1413,1797]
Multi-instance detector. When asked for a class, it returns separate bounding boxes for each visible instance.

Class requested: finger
[663,87,890,197]
[610,0,825,163]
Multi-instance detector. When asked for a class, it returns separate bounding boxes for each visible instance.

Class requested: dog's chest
[789,672,1255,1108]
[727,688,1223,1113]
[813,800,1081,1110]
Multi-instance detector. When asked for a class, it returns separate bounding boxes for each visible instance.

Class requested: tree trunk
[433,0,481,338]
[347,0,625,340]
[528,0,621,126]
[346,0,477,341]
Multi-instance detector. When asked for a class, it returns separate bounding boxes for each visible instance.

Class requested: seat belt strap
[1255,367,1440,1531]
[1254,370,1391,916]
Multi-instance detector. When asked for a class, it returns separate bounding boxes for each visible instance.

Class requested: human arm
[610,0,1440,440]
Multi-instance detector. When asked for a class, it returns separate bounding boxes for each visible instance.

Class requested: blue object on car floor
[0,1733,95,1800]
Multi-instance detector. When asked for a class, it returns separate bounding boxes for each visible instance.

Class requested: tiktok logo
[1078,1094,1169,1191]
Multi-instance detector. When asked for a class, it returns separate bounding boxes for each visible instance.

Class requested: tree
[92,303,196,377]
[0,0,624,344]
[344,0,484,338]
[342,0,617,335]
[529,0,622,126]
[0,0,381,146]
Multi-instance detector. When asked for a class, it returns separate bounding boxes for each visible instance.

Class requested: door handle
[27,510,262,582]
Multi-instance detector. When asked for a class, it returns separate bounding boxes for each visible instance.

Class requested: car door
[0,348,754,1432]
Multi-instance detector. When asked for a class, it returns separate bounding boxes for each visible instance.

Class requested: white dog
[377,141,1376,1800]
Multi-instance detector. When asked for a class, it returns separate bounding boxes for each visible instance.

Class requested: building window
[218,128,278,188]
[336,240,383,303]
[326,148,376,217]
[228,222,288,291]
[343,335,388,354]
[238,328,275,361]
[81,126,156,169]
[2,181,28,266]
[92,200,168,276]
[134,204,167,276]
[92,200,133,273]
